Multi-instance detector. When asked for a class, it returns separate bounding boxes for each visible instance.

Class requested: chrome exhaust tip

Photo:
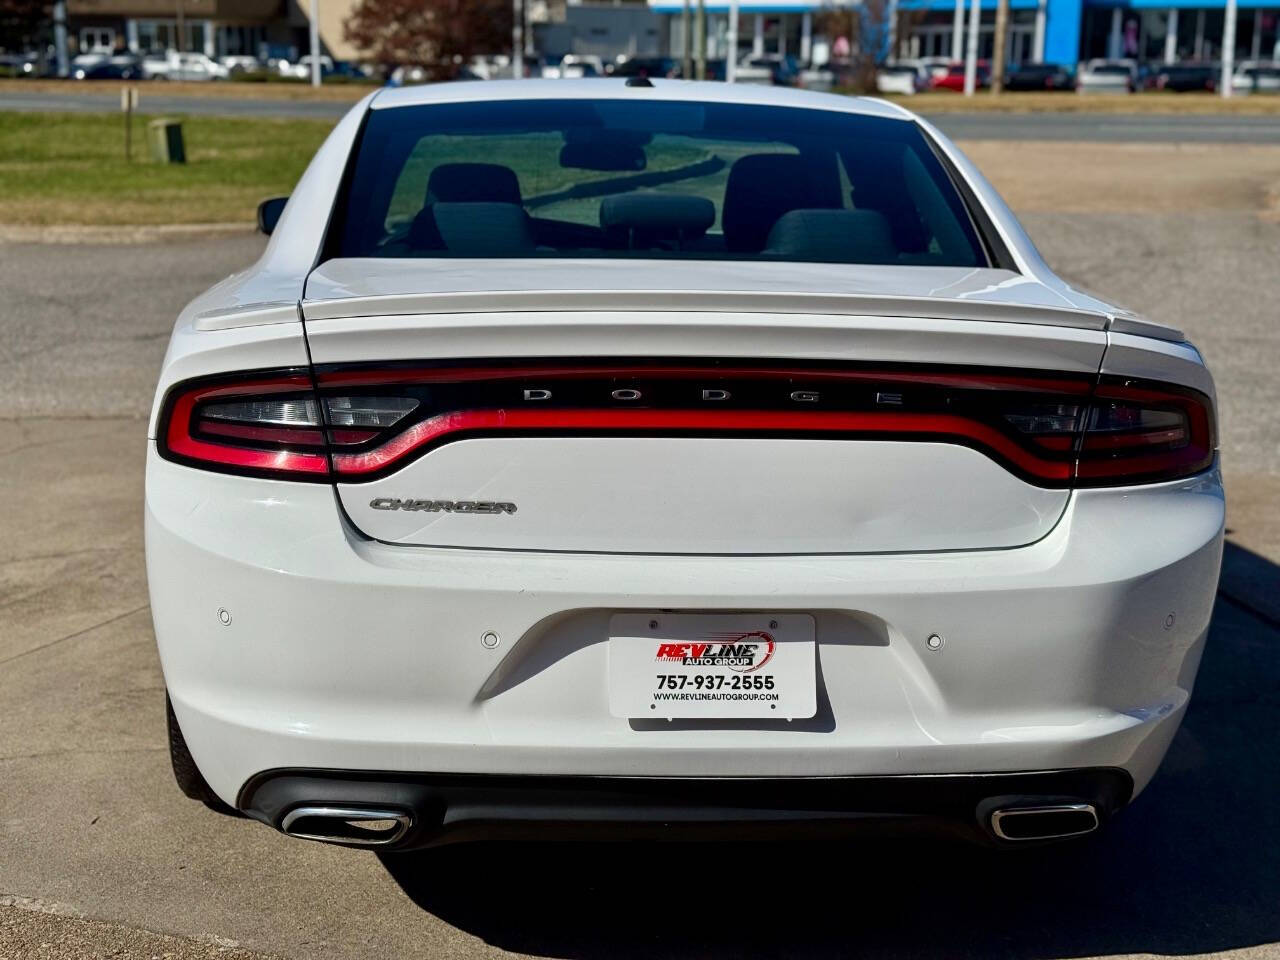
[989,802,1099,841]
[279,806,413,847]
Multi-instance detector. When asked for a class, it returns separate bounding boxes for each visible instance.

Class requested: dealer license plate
[608,613,816,720]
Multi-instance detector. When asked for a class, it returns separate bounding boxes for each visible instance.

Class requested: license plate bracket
[608,613,816,720]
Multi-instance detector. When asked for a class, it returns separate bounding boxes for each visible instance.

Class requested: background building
[63,0,361,59]
[66,0,284,56]
[534,1,666,61]
[645,0,1279,66]
[895,0,1278,65]
[55,0,1279,66]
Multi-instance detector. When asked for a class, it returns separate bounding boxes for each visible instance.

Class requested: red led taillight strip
[329,407,1073,482]
[157,363,1215,488]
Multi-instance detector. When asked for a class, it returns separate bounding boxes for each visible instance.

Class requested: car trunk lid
[302,261,1107,555]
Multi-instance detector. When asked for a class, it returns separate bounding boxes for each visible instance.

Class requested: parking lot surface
[1,141,1278,958]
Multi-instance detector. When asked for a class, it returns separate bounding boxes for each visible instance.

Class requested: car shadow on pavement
[379,541,1280,959]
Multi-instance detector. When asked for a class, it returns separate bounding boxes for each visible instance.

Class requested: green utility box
[148,118,186,164]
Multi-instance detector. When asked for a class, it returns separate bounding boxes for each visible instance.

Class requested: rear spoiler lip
[299,288,1110,333]
[188,293,1186,346]
[1108,312,1186,343]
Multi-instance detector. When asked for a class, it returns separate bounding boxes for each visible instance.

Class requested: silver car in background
[1077,58,1138,93]
[876,62,930,95]
[1232,61,1280,94]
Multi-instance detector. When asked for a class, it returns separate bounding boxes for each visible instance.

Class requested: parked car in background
[388,64,429,86]
[281,54,333,79]
[1153,62,1217,91]
[166,51,230,81]
[1003,62,1073,90]
[797,64,836,91]
[330,60,371,79]
[1077,58,1138,93]
[557,61,601,78]
[918,56,953,83]
[140,51,174,79]
[69,52,106,74]
[0,51,40,77]
[73,54,142,80]
[611,56,680,79]
[1232,61,1280,93]
[876,62,929,94]
[735,54,800,86]
[221,55,263,75]
[457,56,511,80]
[560,54,604,78]
[932,61,990,91]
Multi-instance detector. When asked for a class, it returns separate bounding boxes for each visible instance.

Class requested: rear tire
[166,694,238,814]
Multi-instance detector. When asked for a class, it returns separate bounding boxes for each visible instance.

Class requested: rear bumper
[146,448,1223,810]
[238,768,1134,849]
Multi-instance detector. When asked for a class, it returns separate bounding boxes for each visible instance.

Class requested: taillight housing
[156,362,1215,487]
[159,371,330,479]
[1076,376,1216,485]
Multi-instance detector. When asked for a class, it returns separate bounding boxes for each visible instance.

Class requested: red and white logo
[654,632,776,673]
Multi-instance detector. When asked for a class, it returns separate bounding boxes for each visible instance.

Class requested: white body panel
[302,259,1111,328]
[301,309,1108,371]
[342,437,1069,553]
[149,450,1223,806]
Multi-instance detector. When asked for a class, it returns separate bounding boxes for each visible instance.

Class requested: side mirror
[256,196,288,235]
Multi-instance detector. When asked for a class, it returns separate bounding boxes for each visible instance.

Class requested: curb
[0,222,254,244]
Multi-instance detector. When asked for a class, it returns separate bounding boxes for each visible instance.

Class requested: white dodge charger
[147,80,1223,848]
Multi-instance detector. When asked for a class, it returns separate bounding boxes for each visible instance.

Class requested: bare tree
[991,0,1009,93]
[816,0,889,92]
[344,0,512,81]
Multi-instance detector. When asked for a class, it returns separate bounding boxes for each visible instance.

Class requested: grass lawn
[0,111,335,226]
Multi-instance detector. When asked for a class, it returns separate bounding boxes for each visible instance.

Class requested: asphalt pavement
[1,179,1278,955]
[4,85,1280,141]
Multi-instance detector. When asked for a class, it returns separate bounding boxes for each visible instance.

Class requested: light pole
[682,0,692,78]
[726,0,738,80]
[309,0,321,87]
[512,0,524,77]
[963,0,980,95]
[1220,0,1237,97]
[52,0,68,76]
[695,0,706,79]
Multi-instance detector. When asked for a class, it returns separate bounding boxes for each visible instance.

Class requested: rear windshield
[331,99,988,267]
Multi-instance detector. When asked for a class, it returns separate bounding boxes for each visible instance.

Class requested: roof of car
[371,79,915,122]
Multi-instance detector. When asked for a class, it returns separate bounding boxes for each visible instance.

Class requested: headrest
[764,209,898,264]
[426,163,522,206]
[721,153,836,253]
[431,202,536,257]
[599,193,716,239]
